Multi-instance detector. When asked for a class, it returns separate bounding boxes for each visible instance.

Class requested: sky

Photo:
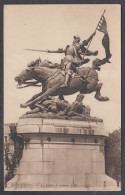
[4,4,121,132]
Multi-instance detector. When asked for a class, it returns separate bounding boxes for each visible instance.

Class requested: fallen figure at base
[23,94,91,119]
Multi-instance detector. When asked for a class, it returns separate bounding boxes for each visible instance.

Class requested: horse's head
[27,58,41,67]
[15,68,34,88]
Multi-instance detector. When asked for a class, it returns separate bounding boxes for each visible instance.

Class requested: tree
[105,128,121,183]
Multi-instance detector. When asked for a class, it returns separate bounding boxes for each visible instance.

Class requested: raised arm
[82,32,96,46]
[48,48,65,53]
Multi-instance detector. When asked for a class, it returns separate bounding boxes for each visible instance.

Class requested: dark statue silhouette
[15,58,109,109]
[15,10,111,113]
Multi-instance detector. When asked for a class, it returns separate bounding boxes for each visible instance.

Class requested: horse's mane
[28,59,62,70]
[33,65,59,73]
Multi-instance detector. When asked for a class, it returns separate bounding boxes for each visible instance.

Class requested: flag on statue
[97,15,112,63]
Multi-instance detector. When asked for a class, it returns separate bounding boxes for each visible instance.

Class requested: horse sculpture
[15,59,109,108]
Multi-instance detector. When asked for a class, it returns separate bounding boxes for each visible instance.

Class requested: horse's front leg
[20,91,43,108]
[94,83,109,101]
[21,88,57,108]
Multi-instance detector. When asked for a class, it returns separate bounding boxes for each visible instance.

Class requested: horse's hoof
[20,104,27,108]
[100,96,109,101]
[95,95,109,101]
[104,97,109,101]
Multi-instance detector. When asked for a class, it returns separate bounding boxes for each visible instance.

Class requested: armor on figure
[60,55,78,88]
[72,32,98,60]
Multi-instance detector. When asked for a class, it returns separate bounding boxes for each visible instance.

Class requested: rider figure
[72,32,98,60]
[60,53,91,88]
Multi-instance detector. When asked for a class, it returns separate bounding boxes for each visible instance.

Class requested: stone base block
[7,141,118,190]
[6,117,118,191]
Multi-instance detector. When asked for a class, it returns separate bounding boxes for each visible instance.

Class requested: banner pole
[80,10,106,63]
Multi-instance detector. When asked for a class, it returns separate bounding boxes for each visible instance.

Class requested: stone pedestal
[6,117,118,191]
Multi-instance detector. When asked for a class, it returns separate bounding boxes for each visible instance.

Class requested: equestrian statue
[15,56,109,109]
[15,10,112,109]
